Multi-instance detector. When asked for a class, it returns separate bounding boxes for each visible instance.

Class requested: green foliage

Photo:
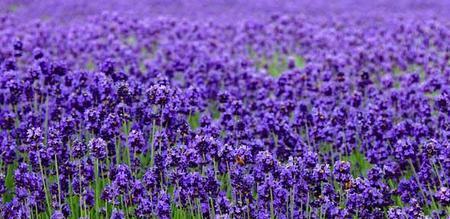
[267,53,285,77]
[342,150,372,177]
[188,112,201,130]
[3,163,15,203]
[294,55,305,68]
[209,103,221,120]
[86,59,96,71]
[250,48,306,77]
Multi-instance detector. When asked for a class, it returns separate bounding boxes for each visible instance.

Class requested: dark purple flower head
[333,160,351,183]
[71,139,87,159]
[83,188,95,208]
[302,150,319,168]
[2,198,31,218]
[0,110,15,130]
[100,58,116,75]
[146,84,172,105]
[84,107,101,133]
[143,168,158,190]
[50,210,64,219]
[383,161,400,179]
[1,139,16,164]
[32,48,44,60]
[215,192,231,215]
[25,127,43,144]
[101,184,120,205]
[387,207,406,219]
[435,94,448,113]
[128,130,145,154]
[423,139,438,157]
[116,81,132,104]
[0,173,5,194]
[135,196,153,217]
[255,150,277,172]
[112,164,133,192]
[88,138,107,160]
[394,139,416,161]
[404,198,424,218]
[157,191,171,219]
[111,209,125,219]
[435,187,450,206]
[367,166,383,182]
[312,163,331,183]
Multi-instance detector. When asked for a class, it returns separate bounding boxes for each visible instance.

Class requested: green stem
[38,152,52,217]
[54,154,62,209]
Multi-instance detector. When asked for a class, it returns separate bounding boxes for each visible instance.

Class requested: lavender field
[0,1,449,218]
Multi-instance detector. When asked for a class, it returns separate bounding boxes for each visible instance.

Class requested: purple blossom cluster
[0,1,450,218]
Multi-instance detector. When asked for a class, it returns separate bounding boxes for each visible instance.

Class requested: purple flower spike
[89,138,107,160]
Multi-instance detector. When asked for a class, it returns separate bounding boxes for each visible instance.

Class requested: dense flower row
[0,2,449,219]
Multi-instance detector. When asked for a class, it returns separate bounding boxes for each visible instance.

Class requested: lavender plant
[0,1,449,218]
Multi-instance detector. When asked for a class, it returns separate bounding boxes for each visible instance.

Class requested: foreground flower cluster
[0,3,449,219]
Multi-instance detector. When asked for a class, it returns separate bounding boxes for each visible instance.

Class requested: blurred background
[1,0,449,23]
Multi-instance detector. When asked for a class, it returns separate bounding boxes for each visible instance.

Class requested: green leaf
[295,56,305,68]
[188,112,200,130]
[343,150,372,177]
[3,163,16,203]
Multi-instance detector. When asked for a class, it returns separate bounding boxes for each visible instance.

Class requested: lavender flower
[435,187,450,206]
[88,138,107,160]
